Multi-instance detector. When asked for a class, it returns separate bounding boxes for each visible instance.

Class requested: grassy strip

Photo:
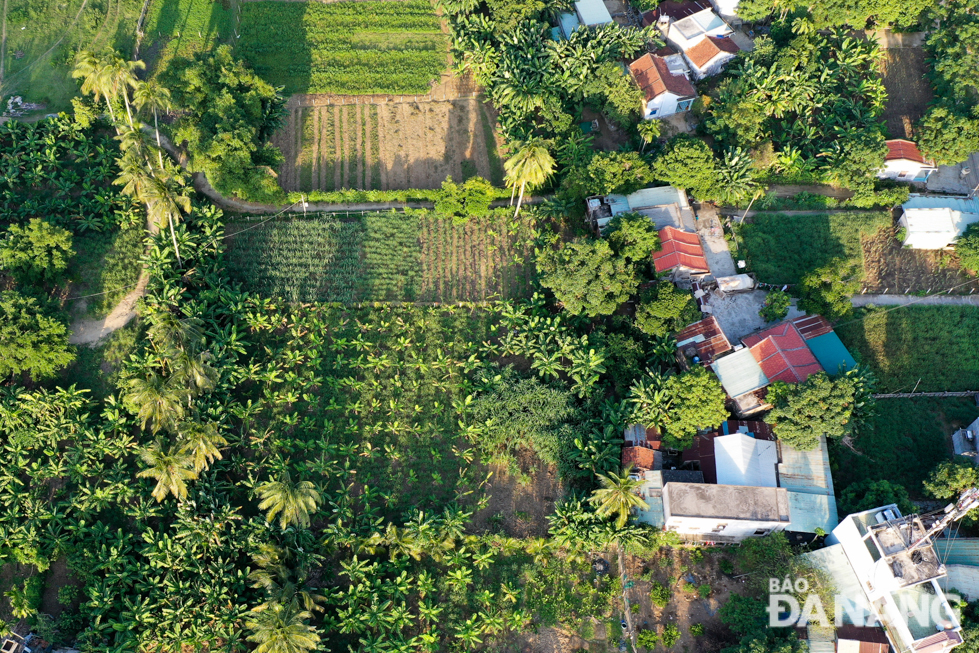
[830,397,979,495]
[738,211,891,284]
[143,0,234,77]
[284,187,510,204]
[836,305,979,393]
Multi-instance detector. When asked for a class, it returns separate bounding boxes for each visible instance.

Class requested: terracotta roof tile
[885,139,931,165]
[652,227,709,273]
[629,53,696,102]
[622,446,658,471]
[685,35,739,70]
[745,322,823,384]
[675,316,732,361]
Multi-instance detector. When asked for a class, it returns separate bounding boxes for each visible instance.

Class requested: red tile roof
[885,139,931,165]
[791,314,833,340]
[629,53,696,102]
[653,227,709,273]
[685,36,739,70]
[641,0,712,25]
[623,446,658,471]
[744,322,823,384]
[675,316,732,361]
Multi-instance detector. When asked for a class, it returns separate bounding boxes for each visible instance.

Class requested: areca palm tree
[123,371,188,433]
[257,471,321,529]
[589,466,647,529]
[246,600,320,653]
[133,80,172,168]
[136,440,198,502]
[72,50,116,122]
[504,140,555,219]
[177,420,228,473]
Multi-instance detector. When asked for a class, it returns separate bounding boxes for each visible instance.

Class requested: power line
[224,201,302,237]
[67,279,142,300]
[835,277,979,329]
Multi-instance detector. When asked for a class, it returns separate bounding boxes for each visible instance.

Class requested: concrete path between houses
[851,294,979,307]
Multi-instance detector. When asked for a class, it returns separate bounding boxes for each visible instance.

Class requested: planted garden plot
[224,210,537,302]
[272,96,504,192]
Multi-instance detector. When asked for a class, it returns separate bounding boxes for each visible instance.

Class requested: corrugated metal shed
[626,186,688,211]
[711,347,769,398]
[574,0,613,25]
[787,492,838,534]
[713,433,778,487]
[803,544,874,625]
[635,471,666,527]
[778,436,836,497]
[806,331,857,376]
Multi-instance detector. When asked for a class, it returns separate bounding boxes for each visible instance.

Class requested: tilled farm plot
[272,95,504,192]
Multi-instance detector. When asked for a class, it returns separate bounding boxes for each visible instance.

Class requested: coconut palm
[589,466,647,529]
[123,371,188,433]
[257,471,321,529]
[177,420,228,473]
[136,440,198,502]
[143,170,191,266]
[72,50,116,121]
[102,53,145,127]
[133,80,172,168]
[503,140,555,218]
[246,600,320,653]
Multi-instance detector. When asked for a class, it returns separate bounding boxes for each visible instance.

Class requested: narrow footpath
[851,294,979,307]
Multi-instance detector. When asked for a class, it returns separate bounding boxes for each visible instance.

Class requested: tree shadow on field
[237,1,313,95]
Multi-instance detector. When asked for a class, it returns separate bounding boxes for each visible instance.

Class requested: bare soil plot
[272,74,505,191]
[861,226,979,294]
[878,45,933,139]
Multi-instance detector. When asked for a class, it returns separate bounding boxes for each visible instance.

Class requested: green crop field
[0,0,142,111]
[738,211,891,284]
[224,210,537,302]
[836,305,979,393]
[237,1,448,95]
[142,0,235,76]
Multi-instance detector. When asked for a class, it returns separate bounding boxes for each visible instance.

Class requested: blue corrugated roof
[787,492,838,534]
[935,537,979,566]
[806,332,857,376]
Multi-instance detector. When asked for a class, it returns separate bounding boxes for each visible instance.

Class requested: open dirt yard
[878,44,933,139]
[272,73,505,191]
[861,226,979,294]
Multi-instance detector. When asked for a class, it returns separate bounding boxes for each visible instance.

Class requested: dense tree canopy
[839,479,914,516]
[634,283,699,337]
[0,291,74,380]
[537,239,637,317]
[604,212,660,266]
[766,372,858,450]
[0,219,74,284]
[628,368,728,449]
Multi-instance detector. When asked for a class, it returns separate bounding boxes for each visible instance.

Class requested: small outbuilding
[652,226,710,274]
[898,195,979,250]
[879,139,937,183]
[574,0,613,27]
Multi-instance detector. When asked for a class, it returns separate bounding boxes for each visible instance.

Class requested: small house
[879,139,937,183]
[573,0,613,27]
[629,53,697,120]
[675,315,733,363]
[898,195,979,249]
[682,35,739,79]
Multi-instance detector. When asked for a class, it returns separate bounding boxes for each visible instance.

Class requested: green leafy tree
[245,600,320,653]
[955,223,979,273]
[839,479,914,516]
[0,219,74,284]
[720,594,769,638]
[589,466,647,528]
[759,290,791,322]
[170,45,286,204]
[652,135,718,200]
[917,107,979,167]
[766,373,858,450]
[713,148,763,206]
[136,441,198,502]
[537,239,638,317]
[257,471,322,529]
[662,624,681,647]
[634,283,699,337]
[629,368,728,449]
[586,151,654,195]
[434,176,495,223]
[797,260,860,320]
[923,459,979,524]
[725,633,809,653]
[0,291,74,381]
[637,630,659,648]
[605,212,660,265]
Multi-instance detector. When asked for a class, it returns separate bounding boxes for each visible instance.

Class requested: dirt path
[769,184,854,200]
[851,294,979,307]
[69,272,148,345]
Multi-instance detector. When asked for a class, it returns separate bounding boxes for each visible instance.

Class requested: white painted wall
[879,159,936,182]
[685,50,737,79]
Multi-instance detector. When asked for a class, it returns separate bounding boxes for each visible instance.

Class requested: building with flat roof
[662,482,791,542]
[899,196,979,250]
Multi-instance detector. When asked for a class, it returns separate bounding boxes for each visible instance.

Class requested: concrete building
[662,482,791,542]
[573,0,613,27]
[898,196,979,250]
[809,506,964,653]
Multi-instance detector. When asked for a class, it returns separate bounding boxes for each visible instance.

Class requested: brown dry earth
[861,227,979,294]
[876,38,933,139]
[272,73,503,192]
